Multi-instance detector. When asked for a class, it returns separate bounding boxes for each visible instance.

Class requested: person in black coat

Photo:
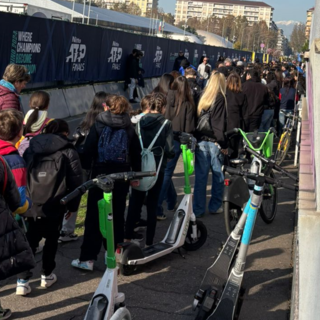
[124,49,140,103]
[0,155,29,318]
[242,68,269,132]
[157,76,196,220]
[173,50,185,71]
[185,67,202,107]
[72,95,141,271]
[125,93,175,246]
[226,73,248,158]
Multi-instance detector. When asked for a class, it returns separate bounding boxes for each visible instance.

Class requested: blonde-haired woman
[193,72,228,217]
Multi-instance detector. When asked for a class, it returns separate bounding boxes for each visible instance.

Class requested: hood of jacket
[95,111,132,130]
[0,140,17,156]
[29,134,73,155]
[139,113,165,129]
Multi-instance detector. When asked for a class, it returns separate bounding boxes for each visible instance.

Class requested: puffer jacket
[0,84,21,111]
[0,156,35,279]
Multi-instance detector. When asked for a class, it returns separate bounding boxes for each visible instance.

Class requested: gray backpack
[133,119,168,192]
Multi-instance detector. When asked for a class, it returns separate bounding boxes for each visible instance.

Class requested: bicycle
[192,148,298,320]
[223,127,278,235]
[274,110,301,165]
[61,171,156,320]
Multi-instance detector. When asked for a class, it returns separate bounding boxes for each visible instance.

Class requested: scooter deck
[142,243,172,257]
[200,234,240,290]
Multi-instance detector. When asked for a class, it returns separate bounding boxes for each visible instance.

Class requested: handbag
[0,156,36,280]
[196,106,214,139]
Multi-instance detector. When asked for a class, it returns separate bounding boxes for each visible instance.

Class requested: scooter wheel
[183,220,207,251]
[119,263,136,276]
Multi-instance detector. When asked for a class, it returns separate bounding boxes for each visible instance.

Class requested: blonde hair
[197,72,226,116]
[3,64,31,84]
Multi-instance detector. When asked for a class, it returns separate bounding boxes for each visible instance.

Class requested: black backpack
[26,151,67,218]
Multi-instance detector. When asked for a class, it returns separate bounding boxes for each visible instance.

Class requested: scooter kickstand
[178,248,186,259]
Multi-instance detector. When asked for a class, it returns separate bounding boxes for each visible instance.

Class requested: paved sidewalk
[0,155,297,320]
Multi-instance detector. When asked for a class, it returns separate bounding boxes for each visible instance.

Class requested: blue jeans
[157,140,181,216]
[193,141,225,216]
[259,109,274,132]
[278,109,293,134]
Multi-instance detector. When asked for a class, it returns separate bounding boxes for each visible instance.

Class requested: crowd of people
[0,54,306,318]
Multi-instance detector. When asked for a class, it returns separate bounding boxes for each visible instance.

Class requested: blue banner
[0,12,264,85]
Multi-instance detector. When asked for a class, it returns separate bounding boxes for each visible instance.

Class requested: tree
[110,2,141,16]
[290,23,306,53]
[233,41,241,50]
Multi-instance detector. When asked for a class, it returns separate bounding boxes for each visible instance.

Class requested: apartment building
[306,7,314,39]
[277,28,288,56]
[95,0,158,16]
[175,0,274,28]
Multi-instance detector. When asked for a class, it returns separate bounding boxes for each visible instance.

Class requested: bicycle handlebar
[61,171,156,205]
[244,146,299,182]
[223,166,298,191]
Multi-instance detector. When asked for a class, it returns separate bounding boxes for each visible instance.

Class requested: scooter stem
[181,144,191,195]
[98,192,116,269]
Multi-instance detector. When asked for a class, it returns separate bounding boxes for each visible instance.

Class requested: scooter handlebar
[60,180,95,205]
[224,128,239,137]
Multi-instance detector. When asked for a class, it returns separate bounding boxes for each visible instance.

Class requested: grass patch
[75,193,88,236]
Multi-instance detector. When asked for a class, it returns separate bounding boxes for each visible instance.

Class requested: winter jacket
[226,89,247,131]
[187,78,202,107]
[242,79,269,119]
[82,110,141,173]
[0,140,31,214]
[196,93,228,149]
[0,83,21,111]
[279,87,296,111]
[23,134,83,215]
[125,54,139,81]
[137,113,175,172]
[165,92,196,134]
[0,156,35,280]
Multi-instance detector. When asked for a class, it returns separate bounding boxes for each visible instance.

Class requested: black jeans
[125,172,164,246]
[79,180,129,261]
[18,216,63,279]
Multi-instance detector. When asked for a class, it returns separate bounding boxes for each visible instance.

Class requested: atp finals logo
[108,41,123,70]
[66,36,86,72]
[154,46,162,69]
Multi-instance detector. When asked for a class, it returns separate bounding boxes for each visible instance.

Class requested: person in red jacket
[0,64,31,111]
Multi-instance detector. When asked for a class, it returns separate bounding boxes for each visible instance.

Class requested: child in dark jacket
[125,93,175,246]
[17,119,83,296]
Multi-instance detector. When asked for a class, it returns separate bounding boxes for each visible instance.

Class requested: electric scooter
[117,132,207,276]
[61,171,156,320]
[192,148,298,320]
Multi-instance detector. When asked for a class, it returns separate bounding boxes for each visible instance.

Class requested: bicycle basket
[243,132,274,158]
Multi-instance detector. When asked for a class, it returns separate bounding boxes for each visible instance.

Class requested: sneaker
[41,273,57,288]
[209,207,223,214]
[0,307,11,320]
[58,232,78,243]
[132,232,144,242]
[157,214,167,221]
[134,219,147,232]
[16,279,31,296]
[71,259,94,271]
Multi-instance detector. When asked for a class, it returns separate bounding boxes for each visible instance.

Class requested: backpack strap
[148,120,168,151]
[137,121,144,150]
[0,156,8,195]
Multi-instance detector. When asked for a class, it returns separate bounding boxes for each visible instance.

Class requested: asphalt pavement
[0,150,297,320]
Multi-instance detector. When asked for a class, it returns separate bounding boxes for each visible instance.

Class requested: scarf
[23,109,48,133]
[0,79,21,102]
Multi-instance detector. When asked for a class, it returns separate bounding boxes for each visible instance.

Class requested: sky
[158,0,315,23]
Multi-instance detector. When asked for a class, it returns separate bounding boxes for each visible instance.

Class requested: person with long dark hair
[157,76,195,220]
[152,73,174,96]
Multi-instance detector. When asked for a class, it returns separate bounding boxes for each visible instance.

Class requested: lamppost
[87,0,92,25]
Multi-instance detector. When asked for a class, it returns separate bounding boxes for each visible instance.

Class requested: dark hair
[227,73,242,93]
[185,67,197,77]
[149,93,167,113]
[80,91,108,132]
[247,68,260,80]
[171,76,195,116]
[0,109,23,141]
[43,119,69,135]
[170,70,180,81]
[153,74,174,96]
[266,72,277,84]
[24,91,50,135]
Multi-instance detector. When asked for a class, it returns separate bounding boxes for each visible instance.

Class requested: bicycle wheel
[224,201,242,235]
[259,170,278,224]
[183,220,207,251]
[275,131,291,165]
